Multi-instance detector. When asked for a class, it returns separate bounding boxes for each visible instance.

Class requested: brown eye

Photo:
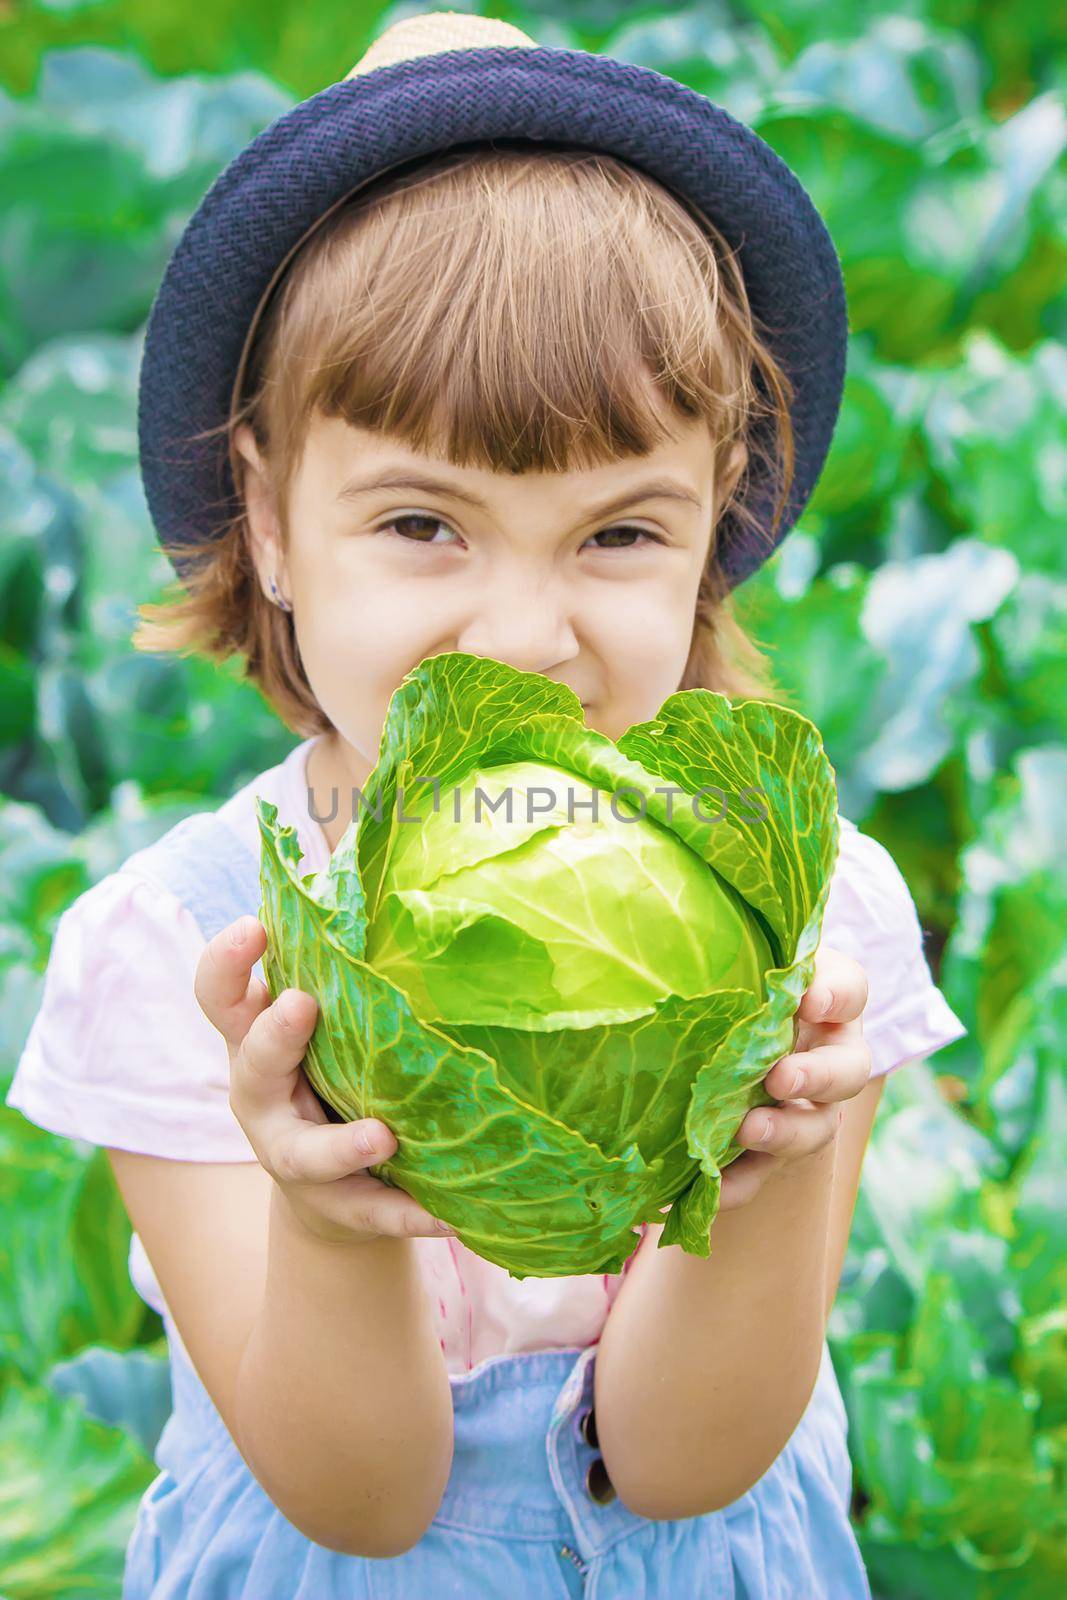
[589,526,659,550]
[379,515,455,544]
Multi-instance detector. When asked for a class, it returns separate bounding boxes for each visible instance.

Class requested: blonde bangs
[133,143,797,735]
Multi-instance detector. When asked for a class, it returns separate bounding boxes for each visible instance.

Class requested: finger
[285,1176,458,1241]
[272,1116,397,1187]
[194,916,270,1045]
[234,987,319,1116]
[736,1099,839,1158]
[797,945,869,1030]
[762,1042,873,1104]
[718,1150,776,1211]
[353,1186,459,1239]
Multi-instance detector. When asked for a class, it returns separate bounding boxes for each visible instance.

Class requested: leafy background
[0,0,1064,1593]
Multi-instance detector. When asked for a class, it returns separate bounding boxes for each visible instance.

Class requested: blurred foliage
[0,0,1063,1594]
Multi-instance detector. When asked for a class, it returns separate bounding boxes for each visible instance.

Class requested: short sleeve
[820,821,968,1078]
[4,869,256,1162]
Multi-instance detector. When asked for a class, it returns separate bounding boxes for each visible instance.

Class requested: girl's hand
[194,914,458,1246]
[718,944,872,1212]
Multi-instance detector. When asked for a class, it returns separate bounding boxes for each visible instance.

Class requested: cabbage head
[255,651,840,1278]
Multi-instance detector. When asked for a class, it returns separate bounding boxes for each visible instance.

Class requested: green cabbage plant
[255,652,840,1278]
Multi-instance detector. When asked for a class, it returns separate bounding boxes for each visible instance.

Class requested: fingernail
[436,1218,457,1234]
[277,990,302,1026]
[817,988,834,1017]
[229,918,248,948]
[758,1117,774,1143]
[354,1124,376,1156]
[790,1068,807,1095]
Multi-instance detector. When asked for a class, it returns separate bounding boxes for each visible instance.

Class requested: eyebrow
[334,467,704,521]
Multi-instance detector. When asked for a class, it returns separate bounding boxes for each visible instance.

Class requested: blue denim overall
[120,805,872,1599]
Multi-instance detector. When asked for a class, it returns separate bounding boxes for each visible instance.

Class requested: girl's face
[237,413,723,831]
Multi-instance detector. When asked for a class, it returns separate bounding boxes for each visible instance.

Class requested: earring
[269,577,293,613]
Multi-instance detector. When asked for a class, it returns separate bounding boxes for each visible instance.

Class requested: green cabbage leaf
[255,651,840,1278]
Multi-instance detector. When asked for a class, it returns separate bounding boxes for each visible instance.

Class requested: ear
[232,422,289,602]
[717,437,749,512]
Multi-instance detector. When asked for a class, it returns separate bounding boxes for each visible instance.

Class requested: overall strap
[125,811,263,949]
[123,806,341,1115]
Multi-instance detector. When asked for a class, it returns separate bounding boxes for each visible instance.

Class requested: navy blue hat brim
[137,45,848,588]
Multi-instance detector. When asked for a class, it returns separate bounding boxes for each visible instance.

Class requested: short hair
[133,142,797,734]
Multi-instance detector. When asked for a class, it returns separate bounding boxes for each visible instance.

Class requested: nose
[455,567,580,678]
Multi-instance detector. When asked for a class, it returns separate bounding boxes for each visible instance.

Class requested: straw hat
[138,9,847,589]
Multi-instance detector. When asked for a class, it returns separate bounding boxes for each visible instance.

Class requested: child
[6,12,968,1596]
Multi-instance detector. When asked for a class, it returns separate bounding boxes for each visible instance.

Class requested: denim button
[577,1407,599,1448]
[585,1455,616,1505]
